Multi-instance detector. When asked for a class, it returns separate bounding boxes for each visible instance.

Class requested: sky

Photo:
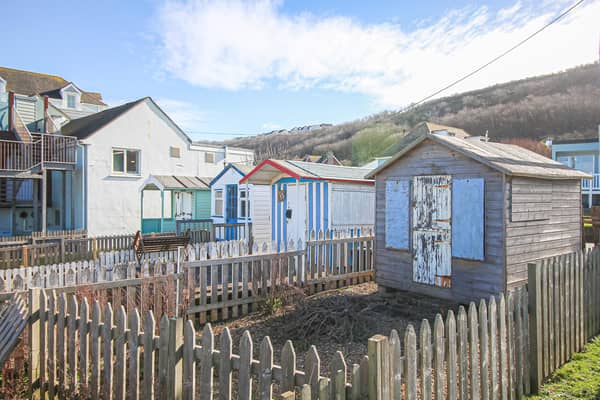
[2,0,599,141]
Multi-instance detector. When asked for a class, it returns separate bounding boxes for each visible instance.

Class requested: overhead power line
[187,0,587,138]
[406,0,587,111]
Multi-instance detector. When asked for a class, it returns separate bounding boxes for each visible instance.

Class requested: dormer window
[0,77,5,93]
[60,83,81,110]
[67,94,76,108]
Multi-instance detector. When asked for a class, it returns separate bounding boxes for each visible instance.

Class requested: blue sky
[2,0,598,141]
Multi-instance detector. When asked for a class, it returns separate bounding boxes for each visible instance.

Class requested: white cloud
[154,98,209,132]
[157,0,600,108]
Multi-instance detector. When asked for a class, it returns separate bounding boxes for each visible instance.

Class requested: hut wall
[374,139,506,302]
[505,176,582,287]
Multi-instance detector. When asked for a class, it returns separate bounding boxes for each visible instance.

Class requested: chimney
[7,91,14,132]
[43,96,49,133]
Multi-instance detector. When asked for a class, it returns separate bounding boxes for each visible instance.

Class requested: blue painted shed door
[452,178,484,260]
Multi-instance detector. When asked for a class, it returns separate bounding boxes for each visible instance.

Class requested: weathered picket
[528,246,600,393]
[186,230,375,324]
[28,286,529,400]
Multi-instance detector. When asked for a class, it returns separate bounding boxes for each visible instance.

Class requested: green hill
[225,63,600,165]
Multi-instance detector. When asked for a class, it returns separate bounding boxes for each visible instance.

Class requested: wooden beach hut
[367,130,590,301]
[241,160,375,250]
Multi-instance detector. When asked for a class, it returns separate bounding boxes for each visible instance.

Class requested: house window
[170,146,181,158]
[0,79,5,93]
[214,190,223,216]
[240,189,250,218]
[112,148,140,174]
[205,152,215,164]
[67,94,76,109]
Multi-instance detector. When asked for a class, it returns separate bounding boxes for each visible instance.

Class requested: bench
[0,293,28,365]
[132,230,191,266]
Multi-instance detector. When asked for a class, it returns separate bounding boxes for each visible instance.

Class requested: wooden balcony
[0,134,77,176]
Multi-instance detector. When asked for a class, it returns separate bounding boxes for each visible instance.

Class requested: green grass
[527,336,600,399]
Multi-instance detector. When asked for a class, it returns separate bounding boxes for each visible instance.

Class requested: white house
[58,97,254,235]
[240,160,375,250]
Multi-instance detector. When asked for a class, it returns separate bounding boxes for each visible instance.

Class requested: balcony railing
[582,174,600,191]
[0,134,77,172]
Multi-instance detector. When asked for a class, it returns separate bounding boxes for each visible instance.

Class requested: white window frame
[205,152,216,164]
[111,147,141,175]
[239,188,250,218]
[214,189,224,217]
[0,77,5,93]
[66,94,77,109]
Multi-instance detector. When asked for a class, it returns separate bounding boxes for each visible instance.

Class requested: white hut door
[286,184,307,247]
[175,192,193,220]
[412,175,452,287]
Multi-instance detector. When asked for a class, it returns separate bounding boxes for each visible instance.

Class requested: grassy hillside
[226,63,600,165]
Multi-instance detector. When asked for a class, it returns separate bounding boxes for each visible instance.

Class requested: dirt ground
[208,282,462,372]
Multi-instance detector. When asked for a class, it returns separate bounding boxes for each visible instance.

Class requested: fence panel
[28,284,529,400]
[528,246,600,393]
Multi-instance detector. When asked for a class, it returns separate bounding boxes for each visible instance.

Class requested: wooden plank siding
[374,139,506,302]
[505,177,582,287]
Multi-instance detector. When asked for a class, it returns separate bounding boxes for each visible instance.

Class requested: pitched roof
[209,163,255,186]
[61,98,145,139]
[241,159,373,185]
[0,67,106,106]
[367,132,591,180]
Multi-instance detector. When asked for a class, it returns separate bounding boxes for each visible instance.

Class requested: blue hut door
[412,175,452,288]
[225,184,238,239]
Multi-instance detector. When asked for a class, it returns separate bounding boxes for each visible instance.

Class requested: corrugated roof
[287,160,372,181]
[144,175,211,190]
[241,159,373,184]
[0,66,106,106]
[368,133,591,180]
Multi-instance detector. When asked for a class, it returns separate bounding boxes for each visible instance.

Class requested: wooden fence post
[368,334,389,400]
[23,245,29,267]
[167,318,184,399]
[29,288,41,400]
[528,262,543,394]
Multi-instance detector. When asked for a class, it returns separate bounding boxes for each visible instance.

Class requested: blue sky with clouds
[2,0,598,141]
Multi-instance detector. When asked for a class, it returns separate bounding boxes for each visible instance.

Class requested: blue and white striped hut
[240,160,375,250]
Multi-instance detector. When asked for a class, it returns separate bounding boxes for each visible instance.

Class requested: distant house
[241,160,375,250]
[368,130,588,302]
[551,125,600,209]
[0,66,108,132]
[300,151,342,166]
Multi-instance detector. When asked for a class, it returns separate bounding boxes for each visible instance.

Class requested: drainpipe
[245,180,249,245]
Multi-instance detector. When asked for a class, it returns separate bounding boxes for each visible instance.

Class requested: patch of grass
[527,336,600,399]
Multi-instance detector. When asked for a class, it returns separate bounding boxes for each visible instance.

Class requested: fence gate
[412,175,452,287]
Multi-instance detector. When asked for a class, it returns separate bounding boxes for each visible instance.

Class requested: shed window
[214,189,223,216]
[510,178,551,221]
[451,178,485,260]
[385,179,410,249]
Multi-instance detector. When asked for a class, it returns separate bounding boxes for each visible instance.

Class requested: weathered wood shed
[367,131,590,301]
